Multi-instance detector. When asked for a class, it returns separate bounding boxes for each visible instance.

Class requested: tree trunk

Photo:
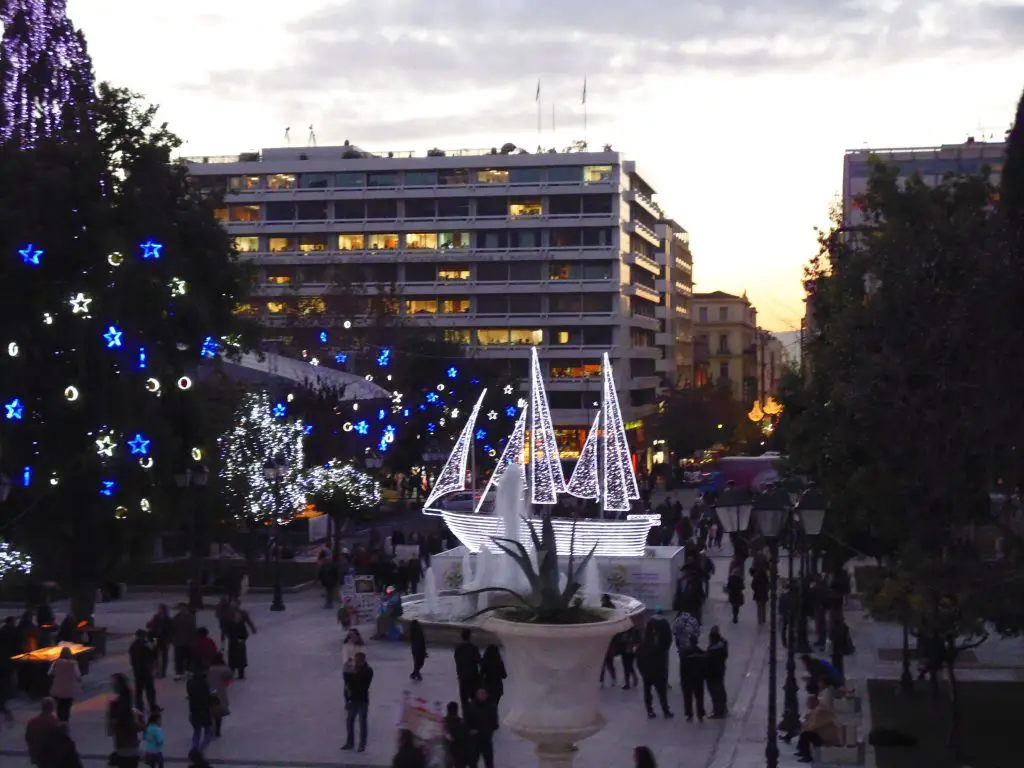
[70,584,97,624]
[946,649,965,764]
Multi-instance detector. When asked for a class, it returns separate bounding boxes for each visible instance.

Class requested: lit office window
[368,234,399,250]
[233,236,260,252]
[477,169,510,184]
[267,173,296,190]
[406,233,439,249]
[338,234,365,251]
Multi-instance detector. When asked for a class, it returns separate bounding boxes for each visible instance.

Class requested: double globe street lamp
[262,457,289,612]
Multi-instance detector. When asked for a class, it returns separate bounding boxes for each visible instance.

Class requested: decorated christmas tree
[0,4,254,603]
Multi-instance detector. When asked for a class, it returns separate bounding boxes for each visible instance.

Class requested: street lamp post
[263,458,288,612]
[715,484,753,555]
[174,464,210,611]
[753,489,789,768]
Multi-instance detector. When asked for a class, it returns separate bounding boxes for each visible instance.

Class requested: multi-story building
[842,138,1005,225]
[756,330,785,401]
[185,143,691,457]
[656,219,694,388]
[692,291,758,403]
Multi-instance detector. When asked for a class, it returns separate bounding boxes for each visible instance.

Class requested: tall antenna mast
[307,124,317,147]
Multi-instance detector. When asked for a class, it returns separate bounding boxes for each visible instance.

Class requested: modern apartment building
[692,291,759,404]
[842,138,1005,225]
[185,143,690,457]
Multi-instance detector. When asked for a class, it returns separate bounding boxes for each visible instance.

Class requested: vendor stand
[11,642,93,698]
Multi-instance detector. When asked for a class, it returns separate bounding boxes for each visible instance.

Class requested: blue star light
[272,402,287,418]
[103,326,123,348]
[426,392,439,403]
[505,405,517,417]
[4,398,24,420]
[402,408,410,417]
[18,244,42,266]
[140,240,163,260]
[483,444,492,453]
[417,404,426,412]
[378,409,386,421]
[22,466,31,487]
[377,348,391,367]
[354,420,369,435]
[447,367,458,379]
[200,336,219,358]
[138,347,147,370]
[470,378,480,385]
[426,422,436,434]
[100,480,116,497]
[303,424,314,435]
[127,433,151,456]
[475,428,486,441]
[379,425,396,452]
[319,330,328,344]
[335,353,348,364]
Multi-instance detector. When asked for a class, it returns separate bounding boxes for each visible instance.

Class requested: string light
[114,506,128,520]
[139,457,154,469]
[487,410,497,420]
[64,386,79,401]
[138,348,147,370]
[7,342,17,357]
[95,434,116,457]
[18,244,42,266]
[529,346,565,505]
[140,498,151,513]
[301,461,381,510]
[146,378,161,393]
[140,240,163,260]
[127,433,151,456]
[422,390,486,512]
[169,278,187,296]
[4,399,24,421]
[566,411,600,500]
[100,480,116,497]
[43,313,53,325]
[177,376,192,390]
[0,539,32,579]
[69,293,91,314]
[447,367,458,378]
[503,384,513,395]
[108,252,124,266]
[272,402,287,418]
[200,337,219,358]
[377,348,391,367]
[505,405,516,417]
[103,326,123,348]
[602,352,640,512]
[191,447,203,461]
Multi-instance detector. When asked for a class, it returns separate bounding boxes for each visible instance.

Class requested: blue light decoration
[354,420,369,435]
[272,402,287,418]
[103,326,123,348]
[100,480,116,497]
[475,428,487,441]
[470,378,480,385]
[200,336,219,359]
[417,404,426,412]
[377,347,391,367]
[447,367,458,379]
[426,392,439,404]
[140,240,163,260]
[18,244,42,266]
[4,398,24,420]
[318,330,328,345]
[377,409,386,421]
[402,408,410,417]
[138,347,147,370]
[505,405,517,417]
[483,444,492,454]
[127,433,151,456]
[335,353,348,364]
[303,425,314,435]
[22,466,31,487]
[426,422,436,434]
[378,424,396,452]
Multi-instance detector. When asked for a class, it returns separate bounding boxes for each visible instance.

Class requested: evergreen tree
[0,2,255,610]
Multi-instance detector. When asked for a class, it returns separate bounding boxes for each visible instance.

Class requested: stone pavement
[0,564,850,768]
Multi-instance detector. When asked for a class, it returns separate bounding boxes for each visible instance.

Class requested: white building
[185,143,691,457]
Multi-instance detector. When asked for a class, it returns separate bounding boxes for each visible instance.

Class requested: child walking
[143,711,165,767]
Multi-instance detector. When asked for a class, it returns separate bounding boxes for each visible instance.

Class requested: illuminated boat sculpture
[422,348,657,557]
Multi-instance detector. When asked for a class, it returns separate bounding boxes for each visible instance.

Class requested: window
[438,198,470,217]
[719,362,730,380]
[405,299,437,315]
[233,236,260,252]
[718,306,729,321]
[476,197,506,217]
[509,295,541,314]
[583,165,612,183]
[228,175,261,191]
[367,172,397,188]
[299,297,326,315]
[363,263,397,282]
[366,199,398,219]
[439,232,470,249]
[477,295,508,314]
[552,329,581,345]
[509,168,543,184]
[583,326,613,346]
[582,195,613,214]
[477,329,510,345]
[477,169,509,184]
[479,231,508,249]
[509,262,541,281]
[297,201,327,221]
[549,391,582,409]
[441,298,470,314]
[438,266,470,281]
[477,263,508,281]
[582,227,613,247]
[405,171,438,186]
[549,263,579,280]
[509,230,539,249]
[718,334,730,353]
[510,329,542,345]
[213,206,228,222]
[298,234,328,252]
[550,195,582,215]
[405,199,436,218]
[551,228,582,248]
[267,173,296,190]
[583,293,612,313]
[368,234,399,250]
[234,302,259,316]
[550,294,582,313]
[265,301,291,315]
[269,237,296,252]
[265,270,293,285]
[299,173,331,189]
[406,233,438,249]
[198,176,228,194]
[698,307,708,322]
[632,358,656,378]
[264,202,295,221]
[444,329,472,344]
[439,169,469,186]
[510,199,543,217]
[335,172,364,188]
[583,262,613,280]
[548,166,582,183]
[229,204,260,222]
[334,200,364,220]
[338,234,365,250]
[632,298,656,318]
[551,360,602,379]
[405,263,435,282]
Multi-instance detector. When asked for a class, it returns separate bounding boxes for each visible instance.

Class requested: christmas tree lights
[529,346,564,505]
[0,539,32,579]
[601,353,640,513]
[301,460,381,511]
[422,389,486,513]
[566,411,601,500]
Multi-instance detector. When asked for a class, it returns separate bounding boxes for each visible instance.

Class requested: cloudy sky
[67,0,1024,332]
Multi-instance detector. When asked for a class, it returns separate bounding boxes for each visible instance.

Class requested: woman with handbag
[226,607,257,680]
[207,652,232,737]
[48,646,82,723]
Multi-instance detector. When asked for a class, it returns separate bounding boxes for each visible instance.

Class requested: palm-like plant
[462,514,604,624]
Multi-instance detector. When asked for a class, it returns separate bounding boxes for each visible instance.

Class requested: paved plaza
[4,556,1022,767]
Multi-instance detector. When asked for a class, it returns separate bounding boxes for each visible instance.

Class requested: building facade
[656,219,694,388]
[842,138,1005,225]
[691,291,759,403]
[185,144,691,455]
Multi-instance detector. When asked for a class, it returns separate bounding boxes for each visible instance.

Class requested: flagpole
[582,75,588,149]
[536,79,541,148]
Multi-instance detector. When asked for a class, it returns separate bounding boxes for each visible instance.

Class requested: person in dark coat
[170,605,195,680]
[750,566,770,625]
[226,607,257,679]
[342,652,374,752]
[56,612,79,644]
[128,630,159,713]
[464,688,498,768]
[705,626,729,717]
[678,635,708,722]
[637,624,673,719]
[146,605,174,678]
[453,629,480,710]
[409,620,427,681]
[186,667,214,758]
[443,700,472,768]
[726,567,745,624]
[480,645,507,720]
[392,728,427,768]
[318,553,340,609]
[620,625,639,689]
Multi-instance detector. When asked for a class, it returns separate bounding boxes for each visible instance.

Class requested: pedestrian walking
[25,697,60,765]
[751,565,769,625]
[207,653,232,738]
[636,624,673,719]
[442,700,472,768]
[187,666,215,759]
[226,607,256,680]
[146,605,174,679]
[480,645,507,720]
[171,604,195,681]
[726,567,745,624]
[705,626,729,718]
[409,619,427,681]
[129,630,159,713]
[342,651,374,752]
[464,688,498,768]
[453,629,480,710]
[620,625,639,689]
[678,635,708,722]
[107,674,143,768]
[48,646,81,724]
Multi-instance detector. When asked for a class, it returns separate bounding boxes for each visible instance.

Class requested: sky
[66,0,1024,332]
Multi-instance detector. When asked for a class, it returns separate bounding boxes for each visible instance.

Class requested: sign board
[351,575,378,622]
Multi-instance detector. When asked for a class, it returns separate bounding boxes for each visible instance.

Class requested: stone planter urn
[485,606,633,767]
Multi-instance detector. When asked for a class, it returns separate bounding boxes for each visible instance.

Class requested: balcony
[630,315,660,331]
[625,250,661,275]
[623,188,662,218]
[623,283,660,303]
[623,219,660,247]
